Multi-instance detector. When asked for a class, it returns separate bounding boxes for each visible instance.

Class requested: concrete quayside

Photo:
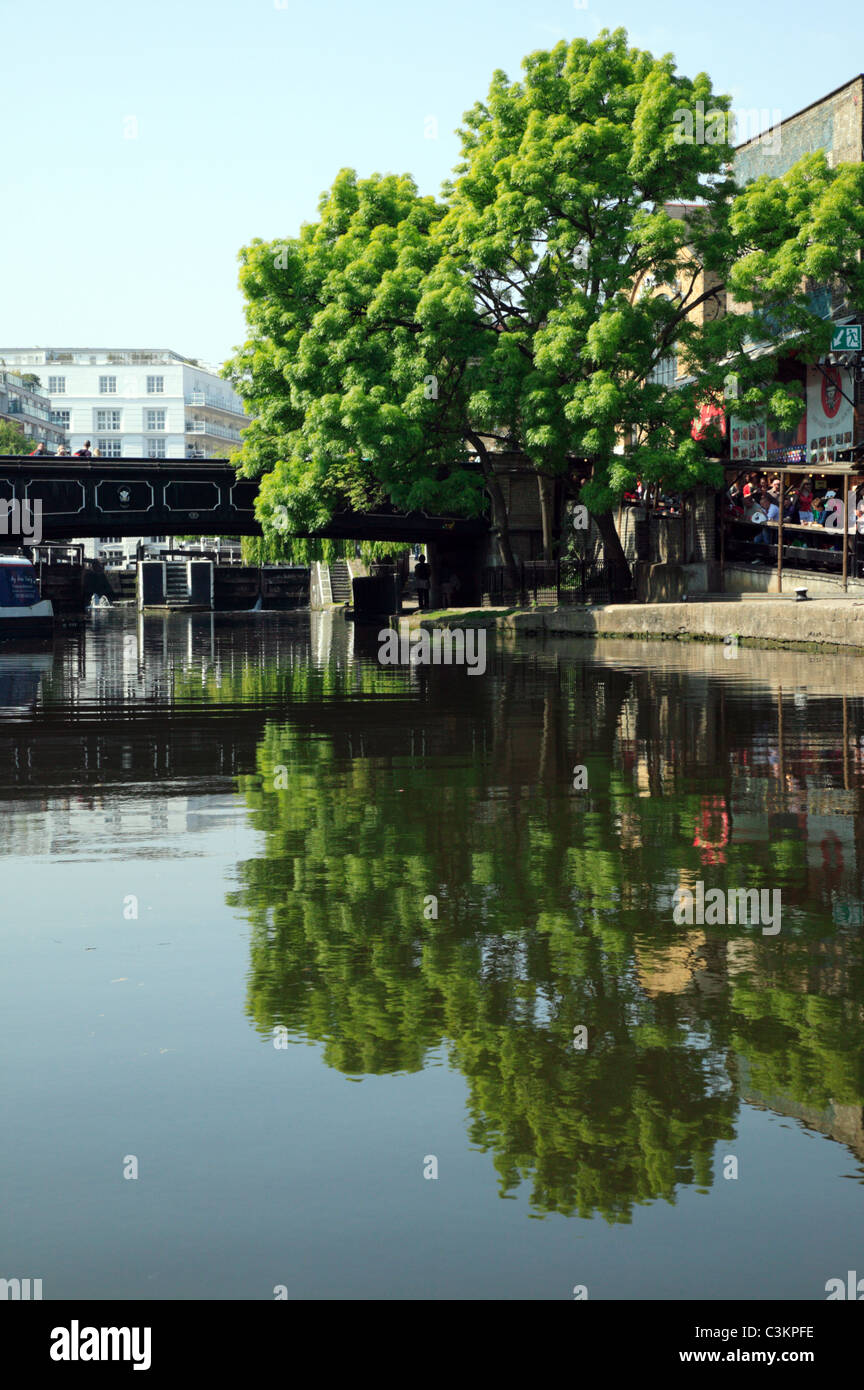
[416,593,864,654]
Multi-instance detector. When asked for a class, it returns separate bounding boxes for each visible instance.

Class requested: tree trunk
[537,473,556,562]
[593,509,632,596]
[470,435,521,594]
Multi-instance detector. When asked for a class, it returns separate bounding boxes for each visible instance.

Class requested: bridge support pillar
[426,543,443,610]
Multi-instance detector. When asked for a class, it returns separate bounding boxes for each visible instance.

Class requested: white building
[89,534,242,567]
[0,347,249,460]
[0,347,250,566]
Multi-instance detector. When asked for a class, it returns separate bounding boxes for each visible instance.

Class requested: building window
[95,409,121,431]
[146,376,164,394]
[145,409,166,431]
[51,409,70,428]
[648,353,678,388]
[96,438,122,457]
[48,376,66,394]
[98,376,117,394]
[146,439,166,458]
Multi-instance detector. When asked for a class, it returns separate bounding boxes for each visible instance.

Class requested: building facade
[0,348,248,459]
[735,75,864,186]
[79,534,242,566]
[0,369,67,451]
[732,76,864,470]
[0,347,250,565]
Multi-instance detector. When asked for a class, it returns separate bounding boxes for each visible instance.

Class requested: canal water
[2,609,863,1300]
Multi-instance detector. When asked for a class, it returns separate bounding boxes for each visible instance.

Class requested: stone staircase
[328,559,352,604]
[165,561,190,606]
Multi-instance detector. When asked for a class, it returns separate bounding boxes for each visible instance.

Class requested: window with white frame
[145,409,166,431]
[146,376,164,394]
[95,409,121,431]
[98,376,117,394]
[96,438,122,457]
[648,352,678,388]
[146,438,166,458]
[48,376,66,393]
[51,409,70,428]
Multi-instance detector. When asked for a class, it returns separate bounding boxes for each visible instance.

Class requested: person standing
[74,440,92,458]
[414,555,430,610]
[29,442,51,456]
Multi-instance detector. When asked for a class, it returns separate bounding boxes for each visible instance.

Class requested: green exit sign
[831,324,862,351]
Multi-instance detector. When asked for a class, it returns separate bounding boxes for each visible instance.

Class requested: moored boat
[0,554,54,639]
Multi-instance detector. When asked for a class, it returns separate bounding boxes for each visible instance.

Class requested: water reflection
[0,650,52,717]
[217,625,864,1219]
[4,612,864,1229]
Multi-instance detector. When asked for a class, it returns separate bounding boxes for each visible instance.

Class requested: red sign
[692,402,727,441]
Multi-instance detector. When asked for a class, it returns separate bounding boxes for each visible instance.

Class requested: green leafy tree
[227,29,864,585]
[240,534,351,566]
[226,169,494,555]
[0,420,35,455]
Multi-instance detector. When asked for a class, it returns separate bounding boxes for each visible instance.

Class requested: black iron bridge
[0,456,488,544]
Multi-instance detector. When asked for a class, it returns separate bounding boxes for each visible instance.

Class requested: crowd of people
[29,440,94,457]
[724,470,864,566]
[726,471,864,533]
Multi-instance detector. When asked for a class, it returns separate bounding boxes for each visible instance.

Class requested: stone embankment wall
[421,596,864,653]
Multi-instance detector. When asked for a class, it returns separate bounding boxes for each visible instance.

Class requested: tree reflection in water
[218,633,864,1221]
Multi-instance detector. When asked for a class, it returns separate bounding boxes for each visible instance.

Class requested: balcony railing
[1,400,51,420]
[42,351,180,366]
[184,391,247,418]
[0,373,52,409]
[185,419,244,441]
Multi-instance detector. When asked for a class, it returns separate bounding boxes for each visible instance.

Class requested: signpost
[831,325,862,351]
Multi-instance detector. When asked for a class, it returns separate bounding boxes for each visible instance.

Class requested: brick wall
[735,75,864,185]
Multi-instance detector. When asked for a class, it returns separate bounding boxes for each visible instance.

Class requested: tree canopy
[0,419,36,455]
[226,28,864,576]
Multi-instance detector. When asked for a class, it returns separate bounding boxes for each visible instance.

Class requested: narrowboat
[0,554,54,639]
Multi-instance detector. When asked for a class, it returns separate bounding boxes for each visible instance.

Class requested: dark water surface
[2,609,864,1300]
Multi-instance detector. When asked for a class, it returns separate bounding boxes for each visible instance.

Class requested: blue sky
[2,0,860,367]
